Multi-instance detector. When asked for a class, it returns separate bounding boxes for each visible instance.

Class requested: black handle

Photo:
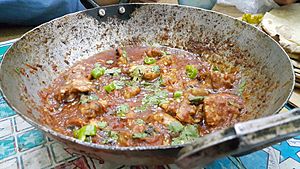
[176,108,300,169]
[80,0,100,8]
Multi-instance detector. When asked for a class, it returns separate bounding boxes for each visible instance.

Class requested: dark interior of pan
[0,4,294,165]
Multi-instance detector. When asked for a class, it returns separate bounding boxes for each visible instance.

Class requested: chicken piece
[176,101,197,124]
[55,78,93,103]
[204,93,244,127]
[161,69,177,86]
[146,48,163,58]
[123,86,141,99]
[116,47,128,65]
[143,66,160,80]
[160,100,179,116]
[150,112,181,126]
[65,117,85,127]
[157,55,173,66]
[79,100,106,118]
[210,71,236,89]
[129,65,160,81]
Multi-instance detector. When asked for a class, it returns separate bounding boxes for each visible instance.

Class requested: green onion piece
[91,67,105,79]
[132,132,148,139]
[188,95,205,105]
[116,104,130,118]
[97,121,107,129]
[185,65,198,79]
[168,121,184,133]
[144,57,156,65]
[174,91,183,99]
[73,124,97,141]
[104,83,116,93]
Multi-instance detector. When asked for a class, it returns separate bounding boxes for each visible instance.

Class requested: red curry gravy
[39,46,245,147]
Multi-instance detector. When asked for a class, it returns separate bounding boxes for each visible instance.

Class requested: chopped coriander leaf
[142,90,169,107]
[151,65,160,73]
[238,79,246,95]
[168,121,184,133]
[188,95,204,105]
[113,80,125,89]
[212,66,219,71]
[144,57,156,65]
[116,104,130,118]
[106,60,114,64]
[134,105,147,113]
[73,124,97,141]
[171,125,199,145]
[186,65,198,79]
[105,68,121,76]
[174,91,183,99]
[80,94,99,104]
[102,131,118,144]
[91,67,105,79]
[104,83,116,93]
[132,132,148,139]
[135,119,145,125]
[97,121,107,129]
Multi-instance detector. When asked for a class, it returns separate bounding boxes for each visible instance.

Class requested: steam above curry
[39,46,246,147]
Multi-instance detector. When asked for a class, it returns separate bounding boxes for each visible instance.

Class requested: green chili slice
[144,57,156,65]
[91,67,105,79]
[185,65,198,79]
[104,83,116,93]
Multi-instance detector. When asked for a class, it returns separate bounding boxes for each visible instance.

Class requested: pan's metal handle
[176,108,300,169]
[80,0,100,8]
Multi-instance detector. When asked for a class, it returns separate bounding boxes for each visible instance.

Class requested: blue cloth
[0,0,85,25]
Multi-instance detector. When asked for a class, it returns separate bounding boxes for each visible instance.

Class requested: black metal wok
[0,3,299,168]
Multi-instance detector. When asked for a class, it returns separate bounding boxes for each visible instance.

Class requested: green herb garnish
[135,119,145,125]
[113,80,125,89]
[238,79,246,95]
[91,67,105,79]
[105,68,121,76]
[80,94,99,104]
[102,131,119,144]
[116,104,130,118]
[168,121,184,134]
[97,121,107,129]
[171,125,199,145]
[151,65,160,73]
[186,65,198,79]
[132,132,148,139]
[106,60,114,65]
